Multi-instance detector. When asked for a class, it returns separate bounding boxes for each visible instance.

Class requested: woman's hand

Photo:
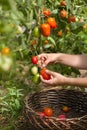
[40,69,67,86]
[38,53,58,68]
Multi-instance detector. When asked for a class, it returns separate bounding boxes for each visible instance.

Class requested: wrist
[55,53,63,64]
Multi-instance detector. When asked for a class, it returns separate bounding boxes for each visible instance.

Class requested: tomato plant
[40,68,51,80]
[44,107,53,117]
[0,0,87,129]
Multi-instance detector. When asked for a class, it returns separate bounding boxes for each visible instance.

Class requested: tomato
[57,30,63,37]
[58,114,66,120]
[31,66,38,75]
[40,23,50,37]
[0,54,13,72]
[43,9,51,17]
[40,68,51,80]
[32,73,40,84]
[44,40,49,44]
[62,106,69,112]
[83,24,87,29]
[31,40,37,45]
[37,112,46,119]
[31,56,38,64]
[44,107,53,117]
[60,10,67,18]
[1,47,10,55]
[33,26,40,37]
[46,17,57,29]
[60,0,66,6]
[68,16,76,23]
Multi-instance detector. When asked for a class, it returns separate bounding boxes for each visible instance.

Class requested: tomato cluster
[31,55,51,84]
[40,15,57,37]
[37,107,68,121]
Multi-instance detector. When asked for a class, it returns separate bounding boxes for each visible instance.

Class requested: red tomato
[31,56,38,64]
[43,9,51,17]
[60,0,66,6]
[40,23,51,37]
[46,17,57,29]
[37,112,46,119]
[58,114,66,120]
[68,16,76,23]
[40,68,51,80]
[44,107,53,117]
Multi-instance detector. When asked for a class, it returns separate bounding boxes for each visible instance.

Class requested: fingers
[37,54,48,68]
[40,75,51,83]
[46,69,56,77]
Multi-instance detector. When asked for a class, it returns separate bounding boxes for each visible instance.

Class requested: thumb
[46,69,56,76]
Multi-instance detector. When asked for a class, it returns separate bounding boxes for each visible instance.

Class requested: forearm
[56,53,87,69]
[64,77,87,87]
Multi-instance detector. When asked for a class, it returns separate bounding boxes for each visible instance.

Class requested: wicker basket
[23,87,87,130]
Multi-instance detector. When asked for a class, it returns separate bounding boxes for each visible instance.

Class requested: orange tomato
[60,10,67,18]
[40,68,51,80]
[83,24,87,29]
[62,106,69,112]
[1,47,10,55]
[40,23,51,37]
[46,17,57,29]
[43,9,51,17]
[57,30,63,37]
[31,40,37,45]
[44,107,53,117]
[44,40,49,44]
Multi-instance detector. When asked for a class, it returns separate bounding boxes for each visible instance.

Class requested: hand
[40,69,67,86]
[38,53,58,68]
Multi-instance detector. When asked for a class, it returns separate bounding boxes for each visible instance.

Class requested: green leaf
[47,36,56,46]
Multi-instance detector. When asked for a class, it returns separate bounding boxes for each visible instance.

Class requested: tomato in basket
[44,107,53,117]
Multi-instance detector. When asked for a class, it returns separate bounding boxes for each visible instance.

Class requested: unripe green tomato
[0,54,13,72]
[32,73,40,84]
[33,27,40,37]
[31,66,38,75]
